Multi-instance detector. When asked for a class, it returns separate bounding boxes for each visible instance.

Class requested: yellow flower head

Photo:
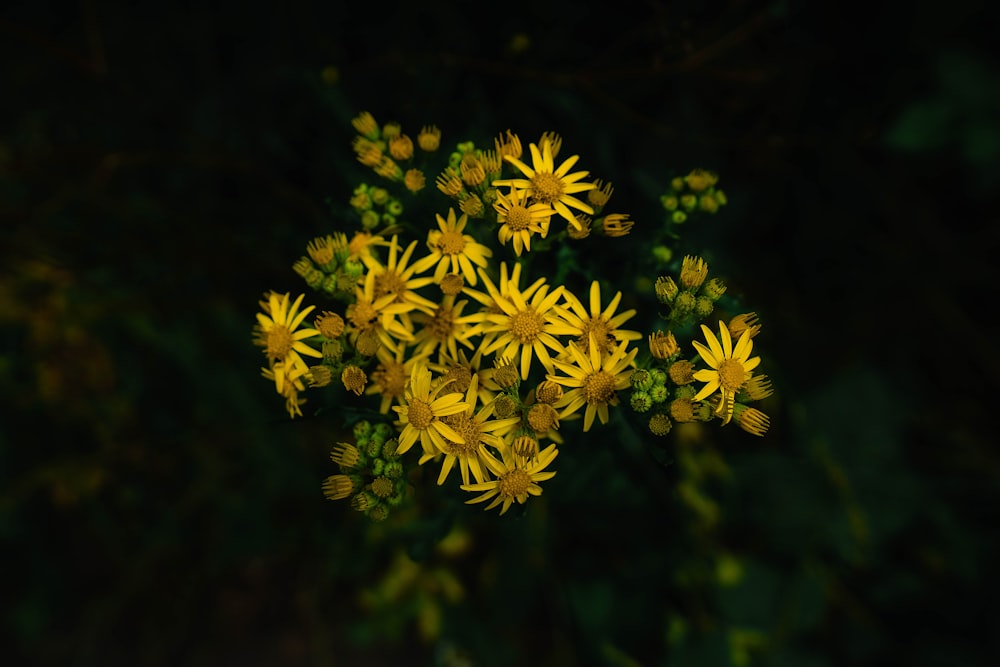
[461,441,558,515]
[548,334,638,432]
[428,375,521,487]
[418,125,442,152]
[494,137,596,231]
[392,364,470,457]
[411,208,493,285]
[553,280,642,357]
[472,266,570,380]
[492,186,555,256]
[253,292,323,394]
[691,321,761,425]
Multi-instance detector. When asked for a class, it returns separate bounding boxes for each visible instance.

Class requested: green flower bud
[631,390,652,413]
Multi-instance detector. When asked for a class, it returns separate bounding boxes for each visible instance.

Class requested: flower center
[498,468,532,499]
[266,325,294,360]
[347,300,378,331]
[438,230,466,255]
[530,172,564,204]
[441,366,473,393]
[441,413,481,456]
[508,308,544,343]
[373,361,407,398]
[407,399,434,429]
[717,359,747,392]
[578,317,613,355]
[374,269,407,301]
[504,204,533,231]
[583,370,617,404]
[426,305,456,341]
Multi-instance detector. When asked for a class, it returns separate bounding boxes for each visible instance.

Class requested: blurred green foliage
[2,1,998,665]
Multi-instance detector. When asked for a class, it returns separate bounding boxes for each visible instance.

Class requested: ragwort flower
[253,292,323,394]
[411,208,492,285]
[462,441,559,515]
[494,137,596,231]
[548,334,638,431]
[691,321,761,425]
[393,364,469,457]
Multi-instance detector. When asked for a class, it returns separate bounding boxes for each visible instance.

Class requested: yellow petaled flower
[253,292,323,394]
[461,441,558,515]
[459,153,486,187]
[494,138,596,231]
[345,270,415,352]
[549,334,638,431]
[492,186,555,256]
[404,168,426,193]
[588,179,614,208]
[314,310,345,339]
[553,280,642,357]
[418,125,441,152]
[459,194,484,218]
[306,235,337,265]
[680,255,709,290]
[352,111,379,139]
[462,261,527,355]
[411,293,478,363]
[431,347,502,408]
[392,364,469,457]
[388,134,414,160]
[347,231,389,263]
[411,208,493,285]
[649,330,679,360]
[735,405,770,436]
[436,167,464,197]
[354,140,383,167]
[428,375,521,486]
[743,374,774,401]
[494,129,522,160]
[691,321,761,425]
[367,345,429,414]
[341,365,368,395]
[601,213,633,237]
[471,265,573,380]
[261,360,309,418]
[728,312,762,340]
[364,234,440,331]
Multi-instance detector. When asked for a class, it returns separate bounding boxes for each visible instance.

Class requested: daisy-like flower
[366,344,430,414]
[428,375,522,487]
[429,347,502,409]
[261,360,309,418]
[364,235,439,330]
[471,265,575,380]
[548,334,638,431]
[252,292,323,394]
[345,270,415,352]
[691,321,761,425]
[492,186,555,256]
[493,137,596,231]
[461,441,559,515]
[410,293,479,363]
[553,280,642,357]
[392,364,469,457]
[411,208,493,285]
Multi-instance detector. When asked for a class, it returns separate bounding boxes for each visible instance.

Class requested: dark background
[2,1,999,665]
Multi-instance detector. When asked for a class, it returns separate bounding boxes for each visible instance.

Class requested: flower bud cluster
[322,420,409,522]
[654,255,727,329]
[659,168,727,224]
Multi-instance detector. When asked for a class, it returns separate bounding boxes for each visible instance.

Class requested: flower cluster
[252,110,771,517]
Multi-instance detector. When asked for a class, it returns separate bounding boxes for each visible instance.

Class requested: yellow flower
[461,261,527,357]
[345,270,415,351]
[253,292,323,394]
[367,344,429,415]
[492,186,554,256]
[461,441,558,515]
[364,234,440,334]
[411,293,479,363]
[392,364,469,457]
[691,321,761,425]
[427,375,521,486]
[261,360,309,419]
[494,138,595,230]
[411,208,492,285]
[553,280,642,357]
[418,124,441,152]
[471,266,573,380]
[548,334,638,431]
